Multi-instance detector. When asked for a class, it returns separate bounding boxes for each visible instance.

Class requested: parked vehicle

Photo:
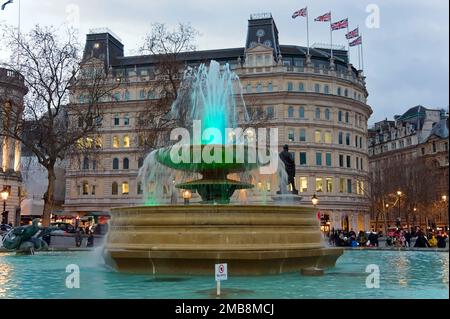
[50,222,76,234]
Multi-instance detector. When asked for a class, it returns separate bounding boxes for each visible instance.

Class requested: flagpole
[329,12,333,60]
[361,34,364,70]
[17,0,21,66]
[306,7,310,56]
[346,25,350,64]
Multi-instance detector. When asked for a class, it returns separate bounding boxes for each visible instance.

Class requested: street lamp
[1,187,9,225]
[311,194,319,207]
[396,190,402,224]
[182,190,192,205]
[442,195,448,202]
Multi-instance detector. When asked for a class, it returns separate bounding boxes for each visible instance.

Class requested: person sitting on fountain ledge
[277,144,299,195]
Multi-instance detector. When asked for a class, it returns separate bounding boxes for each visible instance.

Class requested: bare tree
[0,25,113,226]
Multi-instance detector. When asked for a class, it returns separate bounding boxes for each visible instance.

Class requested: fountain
[103,61,343,275]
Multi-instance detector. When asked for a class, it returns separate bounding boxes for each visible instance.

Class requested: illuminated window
[82,182,89,195]
[299,177,308,193]
[316,178,323,192]
[326,178,333,193]
[112,182,118,195]
[324,132,332,144]
[339,178,345,193]
[122,182,129,195]
[112,136,119,148]
[123,135,130,148]
[315,131,321,143]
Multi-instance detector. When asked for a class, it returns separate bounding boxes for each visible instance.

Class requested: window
[326,178,333,193]
[421,147,425,155]
[139,89,145,99]
[299,177,308,192]
[91,185,96,196]
[355,136,359,147]
[325,109,331,120]
[299,129,306,142]
[96,116,102,127]
[360,137,363,149]
[316,152,322,166]
[124,91,130,101]
[314,83,320,93]
[288,106,294,118]
[123,135,130,148]
[337,87,342,96]
[113,92,121,101]
[268,83,273,92]
[315,108,321,119]
[92,160,97,170]
[299,106,305,118]
[326,153,332,166]
[113,158,119,170]
[338,111,342,122]
[339,155,344,167]
[137,182,143,195]
[316,178,323,192]
[114,114,120,126]
[338,132,343,144]
[324,85,329,94]
[122,182,129,195]
[267,106,274,119]
[299,83,305,92]
[406,137,412,146]
[339,178,345,193]
[113,136,119,148]
[246,84,252,93]
[345,112,349,123]
[147,90,155,99]
[391,142,397,150]
[300,152,307,165]
[356,156,360,169]
[344,89,348,97]
[82,182,89,195]
[288,129,295,142]
[324,132,332,144]
[123,158,129,170]
[346,133,350,146]
[138,157,144,168]
[432,142,437,153]
[124,114,130,126]
[360,158,364,171]
[347,179,352,194]
[287,82,293,91]
[256,84,262,93]
[112,182,118,195]
[83,157,89,170]
[346,155,351,168]
[315,131,321,143]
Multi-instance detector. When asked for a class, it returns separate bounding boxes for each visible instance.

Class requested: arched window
[113,158,119,170]
[124,114,130,126]
[338,111,343,122]
[287,82,293,91]
[83,157,89,170]
[337,87,342,96]
[112,182,118,195]
[123,135,130,148]
[112,136,120,148]
[299,83,305,92]
[315,108,321,120]
[324,85,329,94]
[288,106,294,118]
[82,181,89,195]
[139,89,145,100]
[122,182,129,195]
[314,83,320,93]
[256,84,262,93]
[138,157,144,168]
[299,106,305,118]
[325,109,331,120]
[267,83,273,92]
[123,158,129,170]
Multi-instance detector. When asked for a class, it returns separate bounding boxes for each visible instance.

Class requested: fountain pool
[0,250,447,299]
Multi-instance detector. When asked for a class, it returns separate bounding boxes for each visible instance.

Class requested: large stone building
[65,14,372,232]
[0,67,28,226]
[368,105,449,230]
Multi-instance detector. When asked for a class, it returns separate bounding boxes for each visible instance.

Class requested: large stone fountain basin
[104,205,343,275]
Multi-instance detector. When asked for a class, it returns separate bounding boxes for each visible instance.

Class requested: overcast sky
[0,0,448,125]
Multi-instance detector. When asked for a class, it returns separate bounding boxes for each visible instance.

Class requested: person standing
[75,227,83,247]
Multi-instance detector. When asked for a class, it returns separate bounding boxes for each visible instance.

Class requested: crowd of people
[327,227,448,248]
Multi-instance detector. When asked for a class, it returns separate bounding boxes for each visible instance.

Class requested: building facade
[65,15,372,232]
[368,105,449,231]
[0,67,28,226]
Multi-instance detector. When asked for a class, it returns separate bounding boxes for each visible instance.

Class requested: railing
[0,68,25,83]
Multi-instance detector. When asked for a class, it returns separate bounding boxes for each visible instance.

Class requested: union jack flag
[331,18,348,31]
[314,12,331,22]
[346,27,359,39]
[349,36,362,47]
[292,7,307,19]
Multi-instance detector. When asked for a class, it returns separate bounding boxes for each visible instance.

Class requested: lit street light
[311,194,319,207]
[1,187,9,225]
[182,190,192,205]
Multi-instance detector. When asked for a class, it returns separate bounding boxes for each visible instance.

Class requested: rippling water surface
[0,250,448,299]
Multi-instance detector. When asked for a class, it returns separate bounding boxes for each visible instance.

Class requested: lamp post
[396,190,402,228]
[182,190,192,205]
[311,194,319,208]
[1,187,9,225]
